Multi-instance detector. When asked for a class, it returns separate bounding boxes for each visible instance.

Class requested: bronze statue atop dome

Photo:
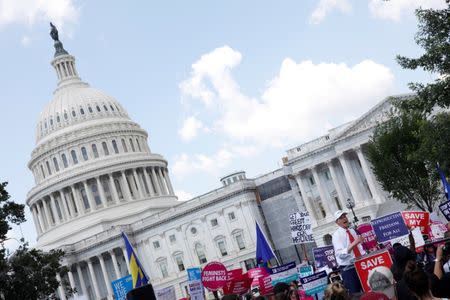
[50,22,59,42]
[49,22,68,57]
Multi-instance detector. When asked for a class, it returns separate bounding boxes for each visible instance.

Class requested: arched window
[92,144,99,158]
[102,142,109,155]
[112,140,119,154]
[157,258,169,278]
[129,138,136,152]
[56,115,60,123]
[103,105,108,111]
[64,112,68,120]
[80,108,85,115]
[72,110,76,117]
[46,161,52,175]
[81,147,89,161]
[40,164,46,178]
[71,150,78,164]
[53,157,59,172]
[88,106,93,113]
[136,138,141,151]
[110,105,115,111]
[61,154,68,168]
[50,118,53,126]
[121,139,128,152]
[195,244,207,264]
[96,105,101,112]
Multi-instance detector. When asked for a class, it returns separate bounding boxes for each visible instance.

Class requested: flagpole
[256,220,280,265]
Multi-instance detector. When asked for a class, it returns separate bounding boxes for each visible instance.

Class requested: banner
[299,271,328,296]
[428,220,448,241]
[312,246,337,269]
[247,267,269,286]
[187,268,204,300]
[439,201,450,221]
[223,272,252,295]
[401,211,430,234]
[258,275,273,295]
[354,250,393,292]
[289,211,314,244]
[357,223,378,250]
[111,275,133,300]
[371,212,409,243]
[201,262,227,291]
[270,262,298,285]
[299,265,314,278]
[155,286,176,300]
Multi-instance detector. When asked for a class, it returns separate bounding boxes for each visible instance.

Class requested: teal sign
[112,275,133,300]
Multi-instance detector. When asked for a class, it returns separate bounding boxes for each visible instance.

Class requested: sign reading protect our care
[354,250,393,292]
[201,262,227,291]
[401,211,430,234]
[371,212,409,243]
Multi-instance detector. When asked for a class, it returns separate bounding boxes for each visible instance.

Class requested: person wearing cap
[366,266,396,299]
[332,210,366,295]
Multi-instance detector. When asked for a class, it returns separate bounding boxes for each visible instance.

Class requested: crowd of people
[217,210,450,300]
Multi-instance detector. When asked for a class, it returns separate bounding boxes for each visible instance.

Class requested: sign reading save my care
[401,211,430,234]
[201,262,227,291]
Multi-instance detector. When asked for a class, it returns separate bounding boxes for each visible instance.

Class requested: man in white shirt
[332,210,366,295]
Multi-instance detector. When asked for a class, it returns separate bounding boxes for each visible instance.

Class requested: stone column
[143,168,155,197]
[87,259,101,299]
[49,194,60,225]
[31,205,42,234]
[66,191,76,217]
[157,167,168,195]
[327,160,347,210]
[110,250,121,279]
[355,146,382,203]
[163,168,175,195]
[121,247,131,274]
[294,174,318,227]
[96,176,108,207]
[60,189,71,219]
[42,198,53,227]
[133,169,145,199]
[99,254,114,298]
[121,171,133,201]
[76,263,88,297]
[67,269,76,295]
[311,167,333,219]
[56,273,67,300]
[151,167,162,195]
[83,181,96,211]
[35,201,47,231]
[109,174,120,203]
[338,153,363,205]
[70,185,82,215]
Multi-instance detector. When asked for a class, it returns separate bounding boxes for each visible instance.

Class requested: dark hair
[404,264,431,298]
[222,294,239,300]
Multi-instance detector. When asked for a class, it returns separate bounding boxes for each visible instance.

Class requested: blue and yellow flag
[121,232,149,288]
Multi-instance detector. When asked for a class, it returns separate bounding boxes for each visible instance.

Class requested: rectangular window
[153,241,160,249]
[228,212,236,220]
[244,258,257,271]
[309,176,315,185]
[210,218,218,227]
[159,261,169,278]
[175,255,185,272]
[325,171,331,180]
[236,234,245,250]
[218,240,228,256]
[169,234,176,243]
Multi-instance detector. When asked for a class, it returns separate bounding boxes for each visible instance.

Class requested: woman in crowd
[324,282,350,300]
[404,262,448,300]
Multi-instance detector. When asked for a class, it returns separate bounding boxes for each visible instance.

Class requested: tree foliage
[0,182,72,300]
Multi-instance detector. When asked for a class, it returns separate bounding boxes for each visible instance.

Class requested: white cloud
[0,0,78,28]
[309,0,352,24]
[369,0,447,21]
[172,149,234,178]
[178,116,206,141]
[21,35,31,46]
[175,189,193,201]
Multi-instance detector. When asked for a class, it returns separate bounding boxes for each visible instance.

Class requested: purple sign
[371,212,409,243]
[439,201,450,221]
[312,246,337,269]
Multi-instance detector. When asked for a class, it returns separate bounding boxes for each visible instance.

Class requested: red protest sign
[201,262,227,291]
[401,211,430,234]
[247,267,269,286]
[224,273,252,295]
[357,223,378,250]
[227,268,243,281]
[354,250,393,292]
[258,275,273,295]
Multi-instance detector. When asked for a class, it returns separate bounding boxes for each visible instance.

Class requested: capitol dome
[27,30,179,250]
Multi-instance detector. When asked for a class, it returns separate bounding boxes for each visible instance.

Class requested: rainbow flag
[121,232,149,288]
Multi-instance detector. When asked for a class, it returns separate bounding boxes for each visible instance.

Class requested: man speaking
[332,210,365,295]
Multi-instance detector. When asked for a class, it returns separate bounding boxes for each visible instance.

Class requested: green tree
[396,1,450,114]
[0,182,72,300]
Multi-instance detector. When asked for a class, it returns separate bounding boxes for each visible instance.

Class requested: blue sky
[0,0,445,248]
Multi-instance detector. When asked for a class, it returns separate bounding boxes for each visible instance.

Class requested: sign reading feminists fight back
[289,211,314,244]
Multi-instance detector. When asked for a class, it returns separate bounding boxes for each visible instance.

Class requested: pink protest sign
[201,262,228,291]
[258,275,273,295]
[247,267,269,286]
[357,223,378,250]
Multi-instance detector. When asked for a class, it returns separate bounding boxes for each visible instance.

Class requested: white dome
[36,82,130,144]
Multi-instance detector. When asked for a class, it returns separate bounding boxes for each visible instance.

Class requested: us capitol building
[26,28,404,299]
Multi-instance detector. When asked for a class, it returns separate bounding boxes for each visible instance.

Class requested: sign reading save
[354,250,393,292]
[401,211,430,234]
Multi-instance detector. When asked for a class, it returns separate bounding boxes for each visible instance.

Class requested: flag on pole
[255,221,278,267]
[121,232,149,288]
[437,164,450,200]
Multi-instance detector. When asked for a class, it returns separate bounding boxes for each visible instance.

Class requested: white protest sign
[289,211,314,244]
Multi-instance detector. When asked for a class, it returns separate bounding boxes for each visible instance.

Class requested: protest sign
[111,275,133,300]
[201,262,227,291]
[289,211,314,244]
[227,268,243,281]
[312,246,337,269]
[439,201,450,221]
[223,273,252,295]
[371,212,409,243]
[411,227,425,252]
[299,271,328,296]
[258,275,273,295]
[354,250,393,292]
[187,268,204,300]
[357,223,378,250]
[270,262,299,285]
[247,267,269,286]
[155,286,176,300]
[299,265,314,278]
[428,220,448,241]
[401,211,430,234]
